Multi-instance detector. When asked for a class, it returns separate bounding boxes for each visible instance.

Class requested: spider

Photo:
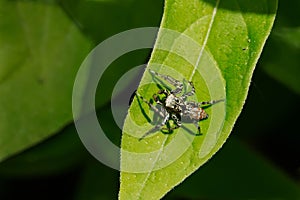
[136,69,223,140]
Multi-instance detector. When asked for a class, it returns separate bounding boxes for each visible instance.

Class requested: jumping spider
[136,69,223,140]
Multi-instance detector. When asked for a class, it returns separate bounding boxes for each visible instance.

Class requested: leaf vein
[136,0,220,198]
[189,0,220,81]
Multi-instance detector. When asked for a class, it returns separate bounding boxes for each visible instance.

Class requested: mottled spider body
[137,69,222,140]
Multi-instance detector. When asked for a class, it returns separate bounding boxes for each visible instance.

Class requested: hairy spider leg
[162,113,181,131]
[136,92,173,140]
[152,94,162,105]
[136,93,166,119]
[149,69,183,95]
[199,99,225,106]
[192,120,201,135]
[139,113,170,141]
[181,81,196,100]
[153,89,170,102]
[171,113,182,126]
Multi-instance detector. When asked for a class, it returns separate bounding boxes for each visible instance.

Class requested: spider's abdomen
[188,107,208,121]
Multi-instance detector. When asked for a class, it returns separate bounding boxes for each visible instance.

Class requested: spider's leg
[192,120,201,135]
[139,113,169,141]
[157,89,169,96]
[153,93,165,105]
[182,81,195,100]
[171,114,182,127]
[149,69,183,95]
[199,99,224,106]
[136,93,165,118]
[161,124,180,131]
[162,114,181,131]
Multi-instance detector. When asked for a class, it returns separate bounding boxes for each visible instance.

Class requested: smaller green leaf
[0,1,90,162]
[85,0,134,3]
[60,0,163,43]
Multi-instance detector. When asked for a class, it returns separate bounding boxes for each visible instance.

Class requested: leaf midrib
[135,0,220,198]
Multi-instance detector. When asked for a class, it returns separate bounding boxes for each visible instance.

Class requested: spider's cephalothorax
[137,69,223,140]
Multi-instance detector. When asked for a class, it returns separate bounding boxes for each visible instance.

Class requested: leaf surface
[119,0,277,199]
[0,1,90,161]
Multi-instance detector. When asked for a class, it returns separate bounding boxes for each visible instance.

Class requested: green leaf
[119,0,277,199]
[0,1,90,162]
[59,0,163,43]
[59,0,163,108]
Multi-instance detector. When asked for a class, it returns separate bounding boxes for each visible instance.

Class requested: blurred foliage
[0,0,91,162]
[260,0,300,95]
[0,0,299,199]
[165,138,300,200]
